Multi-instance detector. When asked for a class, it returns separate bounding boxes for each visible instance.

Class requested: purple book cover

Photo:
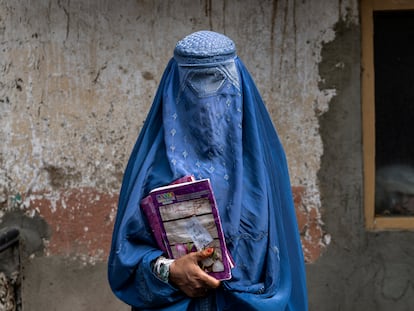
[140,176,233,281]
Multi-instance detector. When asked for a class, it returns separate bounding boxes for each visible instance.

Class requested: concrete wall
[309,19,414,311]
[0,0,412,310]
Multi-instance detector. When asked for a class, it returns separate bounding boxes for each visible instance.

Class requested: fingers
[193,247,220,288]
[191,249,221,288]
[168,249,221,297]
[188,247,214,262]
[193,247,215,260]
[194,267,221,288]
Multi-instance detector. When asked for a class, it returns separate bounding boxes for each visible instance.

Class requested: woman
[108,30,308,311]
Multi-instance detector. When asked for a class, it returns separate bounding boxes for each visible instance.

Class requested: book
[140,176,233,281]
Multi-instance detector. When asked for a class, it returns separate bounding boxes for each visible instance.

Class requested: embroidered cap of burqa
[108,31,308,311]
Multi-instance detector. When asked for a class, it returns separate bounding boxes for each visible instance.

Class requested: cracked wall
[308,18,414,311]
[4,0,411,310]
[0,0,354,268]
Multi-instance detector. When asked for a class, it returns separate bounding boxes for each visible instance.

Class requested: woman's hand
[169,248,221,297]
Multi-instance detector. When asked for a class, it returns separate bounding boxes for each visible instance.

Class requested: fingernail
[206,247,214,255]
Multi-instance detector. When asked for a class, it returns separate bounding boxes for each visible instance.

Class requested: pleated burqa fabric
[108,31,308,311]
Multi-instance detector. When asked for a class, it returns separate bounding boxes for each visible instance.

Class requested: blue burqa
[108,31,308,311]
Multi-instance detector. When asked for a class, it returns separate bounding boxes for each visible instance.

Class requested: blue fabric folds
[108,31,307,311]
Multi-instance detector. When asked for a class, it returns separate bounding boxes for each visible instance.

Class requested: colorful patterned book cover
[140,176,233,281]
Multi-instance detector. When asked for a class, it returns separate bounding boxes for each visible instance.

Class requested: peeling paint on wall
[29,188,117,264]
[0,0,374,310]
[0,0,360,270]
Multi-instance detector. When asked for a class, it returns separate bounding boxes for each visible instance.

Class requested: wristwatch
[153,256,175,283]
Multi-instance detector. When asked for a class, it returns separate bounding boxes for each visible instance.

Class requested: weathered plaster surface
[310,19,414,311]
[0,0,358,264]
[0,0,374,310]
[21,257,129,311]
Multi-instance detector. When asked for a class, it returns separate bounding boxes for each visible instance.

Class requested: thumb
[194,247,214,261]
